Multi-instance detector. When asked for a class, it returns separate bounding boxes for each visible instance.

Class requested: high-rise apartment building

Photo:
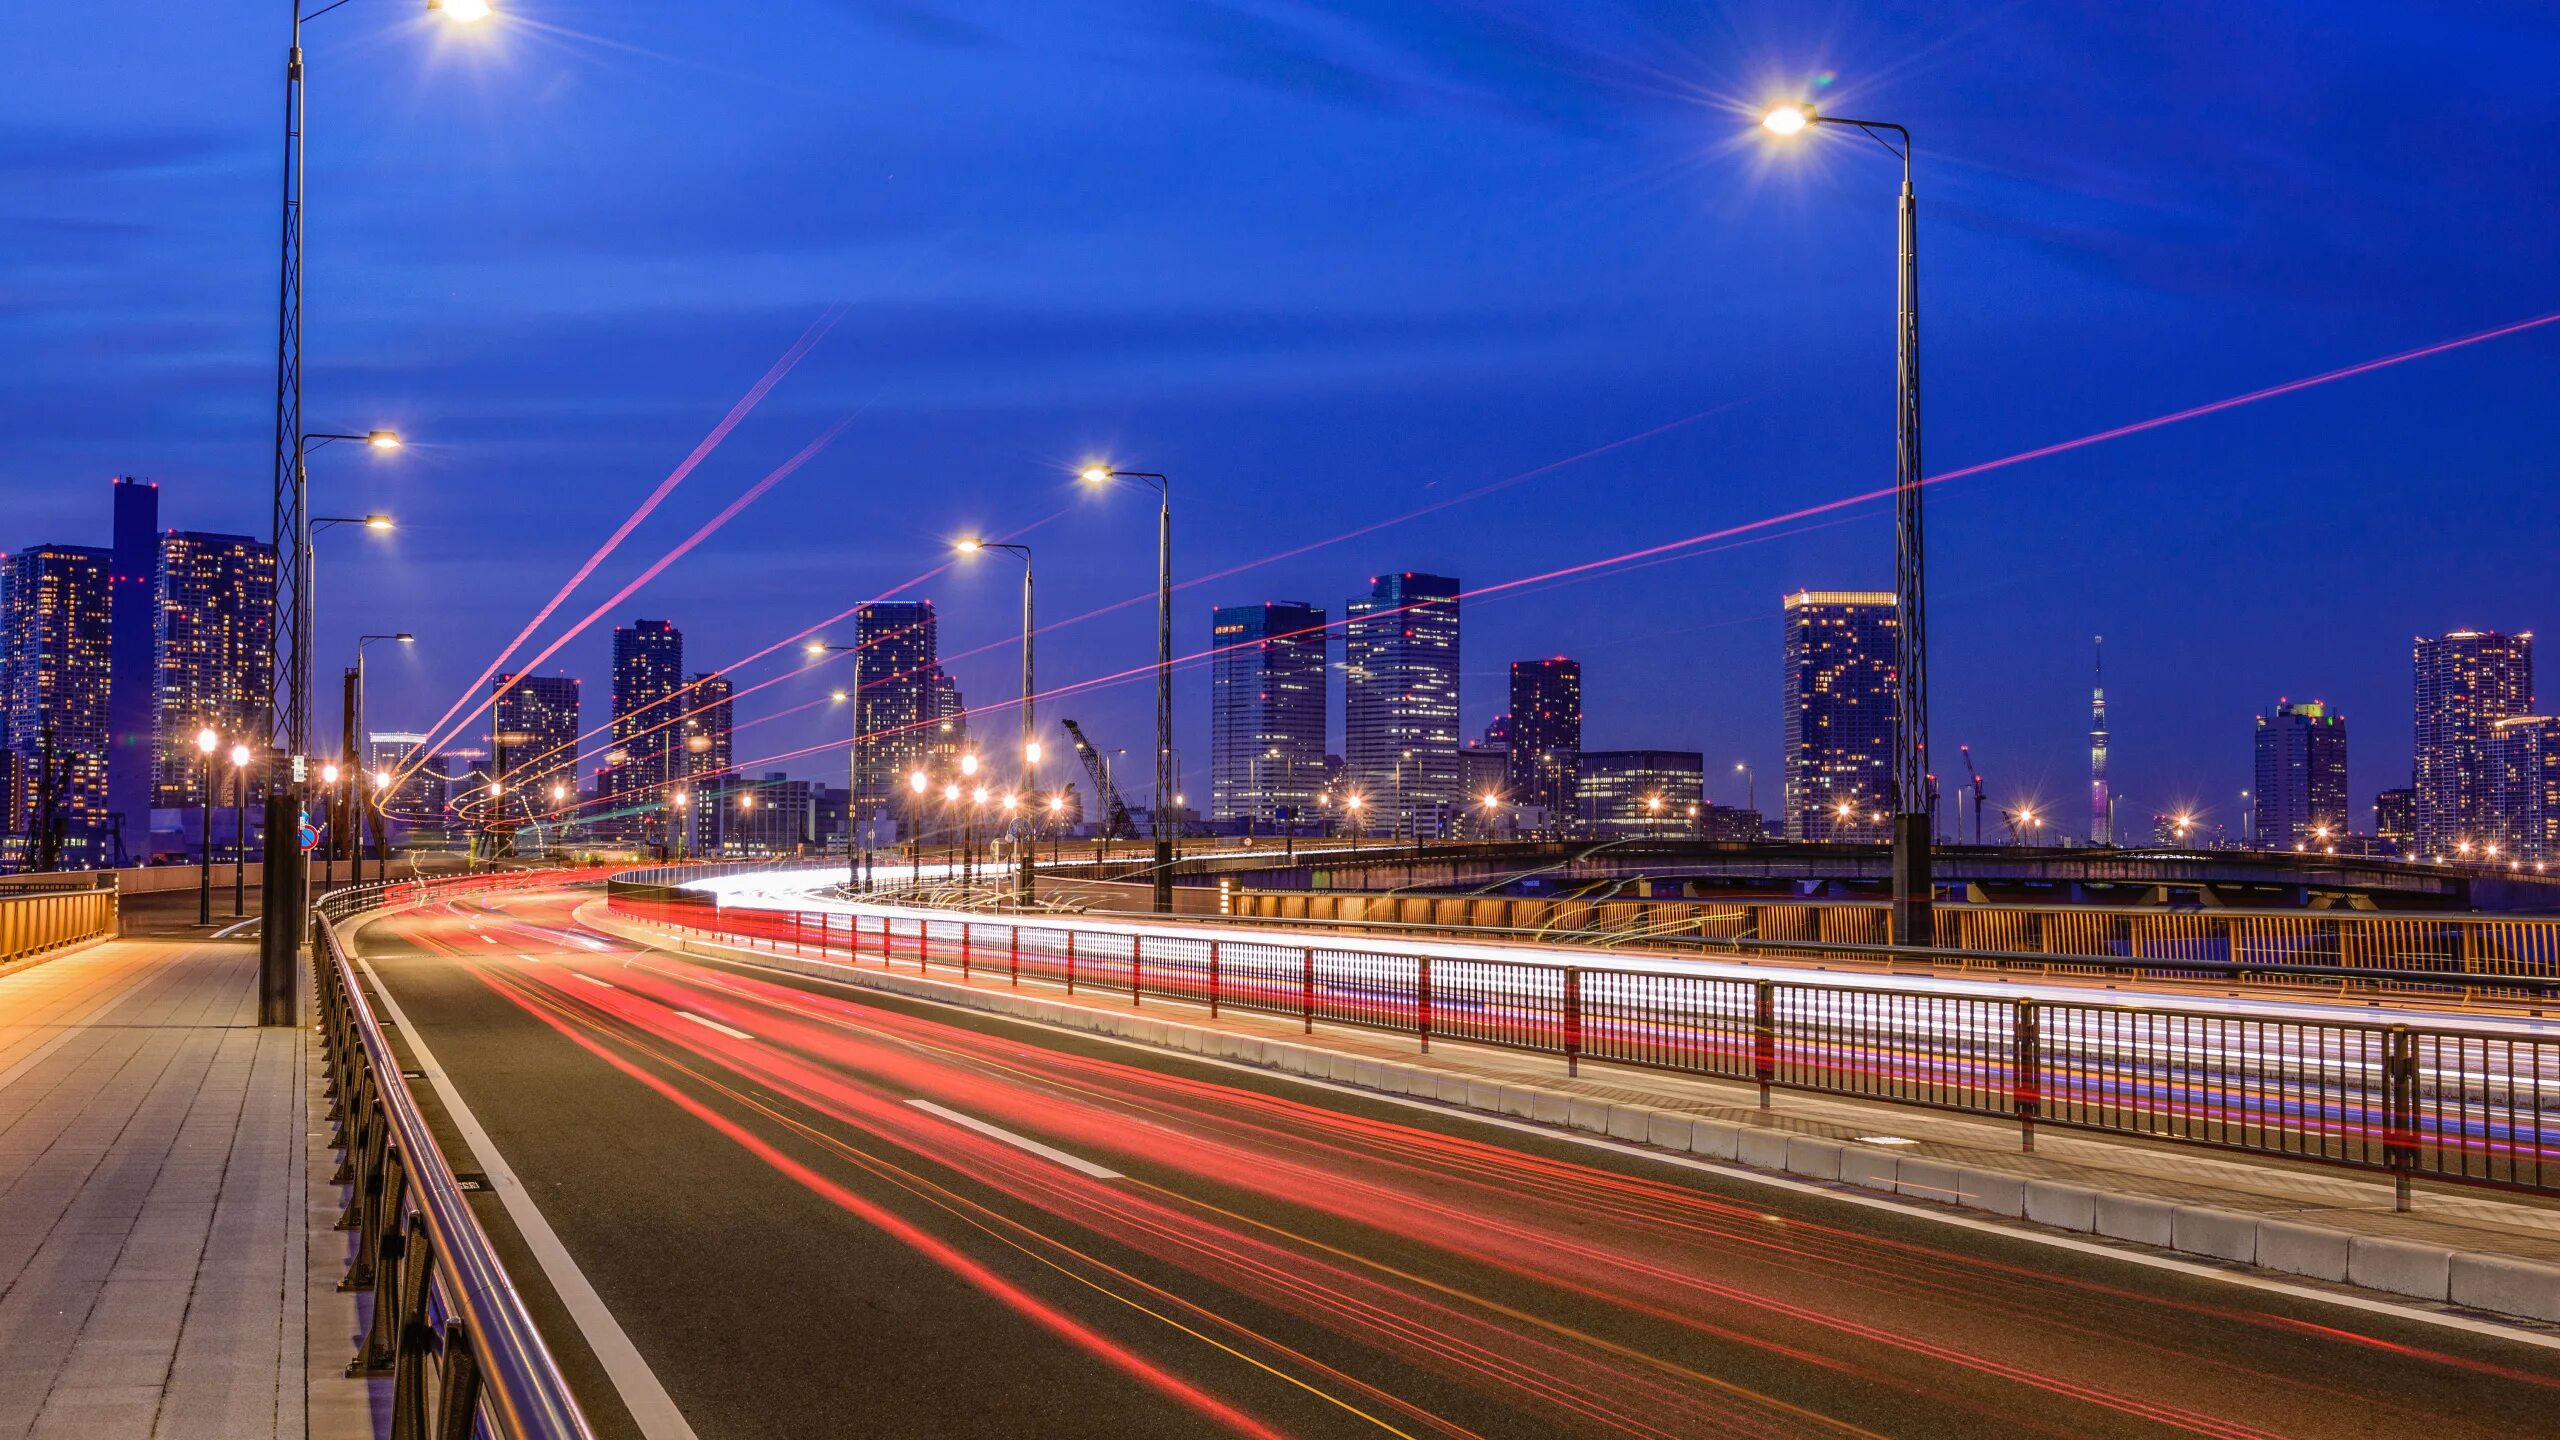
[2252,699,2349,850]
[604,620,683,841]
[1,545,114,866]
[2413,629,2534,855]
[851,601,938,820]
[1344,572,1460,837]
[1208,602,1328,831]
[1780,590,1898,842]
[1576,750,1704,839]
[1506,658,1581,829]
[491,673,580,813]
[150,531,276,806]
[2490,716,2560,862]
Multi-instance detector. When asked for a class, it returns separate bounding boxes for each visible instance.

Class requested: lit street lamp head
[1761,102,1814,135]
[954,538,983,555]
[1079,464,1113,484]
[909,770,929,794]
[229,744,252,769]
[196,727,220,755]
[395,632,415,643]
[321,763,340,785]
[363,515,394,531]
[429,0,493,21]
[366,430,402,449]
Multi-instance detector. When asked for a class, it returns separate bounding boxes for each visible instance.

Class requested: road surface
[357,888,2560,1439]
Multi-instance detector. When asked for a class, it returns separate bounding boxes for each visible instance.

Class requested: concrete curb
[590,908,2560,1328]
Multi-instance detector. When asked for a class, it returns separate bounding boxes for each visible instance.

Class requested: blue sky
[6,0,2558,834]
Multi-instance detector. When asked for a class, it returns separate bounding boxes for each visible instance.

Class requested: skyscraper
[491,673,580,815]
[2252,699,2348,850]
[2088,637,2112,846]
[1506,658,1581,831]
[151,531,277,807]
[2413,629,2534,856]
[852,601,938,818]
[1,545,113,867]
[1344,572,1460,838]
[1209,602,1328,831]
[1780,590,1898,842]
[106,479,159,854]
[607,619,684,839]
[2489,716,2560,862]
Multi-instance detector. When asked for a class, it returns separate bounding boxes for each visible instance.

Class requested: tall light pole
[1761,100,1932,946]
[808,641,865,888]
[229,744,253,919]
[1734,761,1756,826]
[265,0,482,1030]
[957,538,1038,904]
[1081,465,1174,912]
[349,631,411,886]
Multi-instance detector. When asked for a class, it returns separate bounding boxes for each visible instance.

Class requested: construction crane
[1059,718,1138,840]
[1957,744,1987,847]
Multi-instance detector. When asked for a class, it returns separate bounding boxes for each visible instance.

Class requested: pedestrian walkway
[587,901,2560,1323]
[0,940,365,1440]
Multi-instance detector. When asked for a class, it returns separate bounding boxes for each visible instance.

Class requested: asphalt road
[356,890,2560,1440]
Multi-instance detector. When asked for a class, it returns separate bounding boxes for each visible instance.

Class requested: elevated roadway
[350,885,2560,1438]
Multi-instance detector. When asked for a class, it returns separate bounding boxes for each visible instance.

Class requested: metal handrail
[314,884,596,1439]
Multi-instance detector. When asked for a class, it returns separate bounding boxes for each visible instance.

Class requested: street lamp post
[958,538,1037,905]
[809,640,866,889]
[265,0,482,1031]
[195,728,221,926]
[349,631,411,886]
[1735,762,1756,825]
[1762,99,1932,946]
[1081,465,1174,912]
[229,744,253,919]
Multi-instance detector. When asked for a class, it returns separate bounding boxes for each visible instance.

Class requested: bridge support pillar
[1891,812,1933,947]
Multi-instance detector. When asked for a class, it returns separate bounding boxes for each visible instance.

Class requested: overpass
[1148,838,2560,911]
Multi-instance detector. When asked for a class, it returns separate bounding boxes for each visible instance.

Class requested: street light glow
[954,538,983,554]
[321,763,340,784]
[363,515,394,531]
[1761,102,1813,136]
[366,429,402,449]
[943,782,961,803]
[196,727,220,755]
[1079,464,1113,484]
[960,753,979,776]
[909,770,929,794]
[430,0,493,21]
[1025,740,1043,765]
[229,744,252,768]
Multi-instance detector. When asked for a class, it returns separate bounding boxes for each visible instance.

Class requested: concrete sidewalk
[588,902,2560,1328]
[0,940,371,1439]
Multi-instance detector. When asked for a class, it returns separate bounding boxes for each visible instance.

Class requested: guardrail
[611,888,2560,1209]
[0,874,115,970]
[312,881,596,1440]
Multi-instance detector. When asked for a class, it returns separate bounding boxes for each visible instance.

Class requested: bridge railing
[610,887,2560,1208]
[0,874,115,972]
[1220,889,2560,992]
[312,879,597,1440]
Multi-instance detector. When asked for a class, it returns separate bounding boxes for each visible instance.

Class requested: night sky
[7,1,2558,836]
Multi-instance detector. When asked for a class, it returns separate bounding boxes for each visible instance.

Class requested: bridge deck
[0,940,369,1439]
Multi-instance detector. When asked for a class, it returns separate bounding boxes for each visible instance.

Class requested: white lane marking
[210,916,261,940]
[907,1099,1121,1180]
[674,1011,754,1042]
[358,958,700,1439]
[665,941,2560,1355]
[573,973,615,989]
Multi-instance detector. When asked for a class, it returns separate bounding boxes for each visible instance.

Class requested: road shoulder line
[358,956,701,1440]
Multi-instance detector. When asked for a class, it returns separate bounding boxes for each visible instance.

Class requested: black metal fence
[613,889,2560,1207]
